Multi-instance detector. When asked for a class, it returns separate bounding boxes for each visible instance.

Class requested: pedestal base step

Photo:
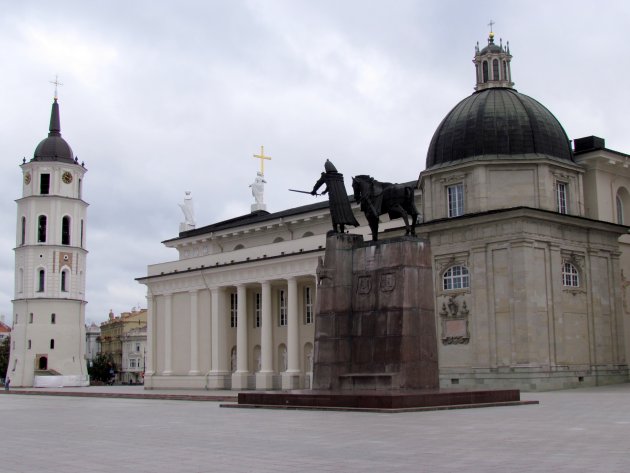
[338,373,400,390]
[225,388,538,413]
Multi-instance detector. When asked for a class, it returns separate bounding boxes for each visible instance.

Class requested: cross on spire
[49,74,63,101]
[488,20,495,33]
[253,145,272,176]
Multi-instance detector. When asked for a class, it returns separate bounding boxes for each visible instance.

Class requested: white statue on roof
[179,191,196,232]
[250,172,267,212]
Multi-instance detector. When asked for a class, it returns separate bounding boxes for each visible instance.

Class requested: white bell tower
[7,93,89,387]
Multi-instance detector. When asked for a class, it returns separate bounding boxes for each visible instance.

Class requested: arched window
[38,215,47,243]
[62,216,71,245]
[38,356,48,370]
[18,268,24,293]
[482,61,489,82]
[562,262,580,287]
[80,220,84,247]
[233,244,244,251]
[38,269,45,292]
[616,188,630,224]
[493,59,500,80]
[273,237,284,243]
[61,270,69,292]
[443,265,470,291]
[503,61,508,81]
[21,216,26,245]
[302,231,314,238]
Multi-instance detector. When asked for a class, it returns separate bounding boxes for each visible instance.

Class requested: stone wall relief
[438,294,470,345]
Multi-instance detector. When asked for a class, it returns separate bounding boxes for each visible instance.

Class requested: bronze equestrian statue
[311,160,360,233]
[352,174,418,241]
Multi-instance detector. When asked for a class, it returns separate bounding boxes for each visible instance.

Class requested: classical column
[207,286,229,388]
[188,290,200,376]
[232,284,249,390]
[163,293,173,376]
[282,277,302,389]
[144,294,155,379]
[256,281,274,390]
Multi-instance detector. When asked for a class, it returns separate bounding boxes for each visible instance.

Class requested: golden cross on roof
[49,74,63,100]
[253,145,272,176]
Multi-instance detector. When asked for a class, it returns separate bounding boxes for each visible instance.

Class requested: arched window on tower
[62,216,71,245]
[21,216,26,245]
[80,220,84,247]
[38,269,45,292]
[493,59,500,80]
[38,215,47,243]
[482,61,489,82]
[61,269,69,292]
[617,195,624,224]
[503,61,508,82]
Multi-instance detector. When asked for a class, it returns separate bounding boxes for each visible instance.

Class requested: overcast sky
[1,0,629,324]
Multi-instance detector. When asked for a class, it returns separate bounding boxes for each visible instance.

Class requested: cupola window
[482,61,489,82]
[556,182,568,214]
[21,217,26,245]
[447,183,464,218]
[493,59,500,80]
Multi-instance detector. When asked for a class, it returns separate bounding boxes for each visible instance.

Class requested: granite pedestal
[235,234,532,412]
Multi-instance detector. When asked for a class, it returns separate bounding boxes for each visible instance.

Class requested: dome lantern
[474,29,514,91]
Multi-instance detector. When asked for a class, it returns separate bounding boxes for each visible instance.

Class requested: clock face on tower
[24,172,31,185]
[62,171,73,184]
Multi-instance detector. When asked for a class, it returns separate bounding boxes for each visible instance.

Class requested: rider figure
[312,160,359,233]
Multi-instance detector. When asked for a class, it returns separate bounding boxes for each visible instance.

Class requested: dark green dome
[426,88,573,169]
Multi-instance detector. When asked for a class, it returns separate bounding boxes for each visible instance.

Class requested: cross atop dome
[473,26,514,91]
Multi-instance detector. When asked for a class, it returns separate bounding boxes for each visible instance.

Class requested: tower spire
[48,75,63,137]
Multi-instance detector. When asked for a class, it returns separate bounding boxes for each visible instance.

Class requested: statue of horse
[352,175,419,241]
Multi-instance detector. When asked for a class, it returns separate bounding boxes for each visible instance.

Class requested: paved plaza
[1,383,629,472]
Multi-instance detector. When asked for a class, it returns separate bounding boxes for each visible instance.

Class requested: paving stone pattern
[1,384,629,472]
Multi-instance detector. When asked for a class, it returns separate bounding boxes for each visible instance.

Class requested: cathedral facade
[139,32,630,391]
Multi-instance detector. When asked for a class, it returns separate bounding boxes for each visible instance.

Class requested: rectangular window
[279,290,287,326]
[447,183,464,217]
[254,292,261,328]
[29,313,33,324]
[129,359,137,368]
[28,339,31,349]
[304,287,314,325]
[51,313,56,324]
[135,343,141,352]
[557,182,568,214]
[40,173,50,195]
[230,293,237,328]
